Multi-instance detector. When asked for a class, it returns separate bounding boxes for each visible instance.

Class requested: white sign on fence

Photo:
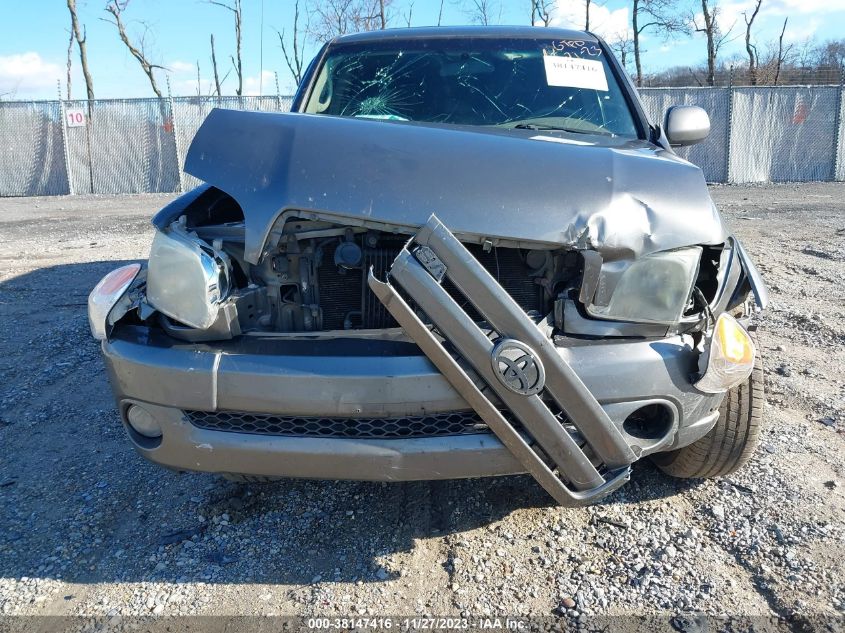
[65,108,86,127]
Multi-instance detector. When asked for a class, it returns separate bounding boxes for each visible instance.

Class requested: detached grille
[185,410,491,439]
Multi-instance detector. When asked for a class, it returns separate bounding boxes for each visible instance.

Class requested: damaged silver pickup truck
[89,27,768,506]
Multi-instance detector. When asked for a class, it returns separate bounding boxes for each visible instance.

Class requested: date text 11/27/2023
[306,617,529,630]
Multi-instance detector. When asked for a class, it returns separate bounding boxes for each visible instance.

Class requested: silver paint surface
[183,109,729,265]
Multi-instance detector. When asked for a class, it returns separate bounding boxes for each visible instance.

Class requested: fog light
[126,405,162,439]
[695,313,756,394]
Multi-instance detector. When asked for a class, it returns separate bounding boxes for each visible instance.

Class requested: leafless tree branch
[309,0,393,41]
[743,0,762,85]
[609,30,635,72]
[66,28,74,99]
[210,34,222,96]
[103,0,166,98]
[209,0,243,96]
[459,0,500,26]
[689,0,737,86]
[631,0,687,86]
[67,0,94,100]
[531,0,553,26]
[277,0,308,85]
[774,17,791,84]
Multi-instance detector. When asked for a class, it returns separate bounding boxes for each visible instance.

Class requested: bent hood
[184,109,727,264]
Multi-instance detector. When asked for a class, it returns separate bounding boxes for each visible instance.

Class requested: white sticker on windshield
[543,55,608,92]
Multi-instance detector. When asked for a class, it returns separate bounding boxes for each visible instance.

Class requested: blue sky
[1,0,843,100]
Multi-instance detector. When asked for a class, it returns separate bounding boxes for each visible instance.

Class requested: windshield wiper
[511,123,611,136]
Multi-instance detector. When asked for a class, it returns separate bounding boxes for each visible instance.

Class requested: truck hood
[184,109,727,264]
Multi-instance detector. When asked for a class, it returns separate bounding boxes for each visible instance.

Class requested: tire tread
[654,338,764,480]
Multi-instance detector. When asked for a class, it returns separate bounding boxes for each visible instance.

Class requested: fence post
[57,80,74,195]
[171,95,184,193]
[725,66,735,184]
[833,67,844,182]
[167,77,185,193]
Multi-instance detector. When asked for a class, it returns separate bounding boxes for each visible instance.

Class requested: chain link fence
[0,95,293,197]
[638,84,845,183]
[638,87,731,182]
[1,87,844,196]
[0,100,68,196]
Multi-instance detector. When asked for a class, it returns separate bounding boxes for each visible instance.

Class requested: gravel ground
[0,184,843,630]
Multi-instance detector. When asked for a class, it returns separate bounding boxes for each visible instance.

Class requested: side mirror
[664,105,710,147]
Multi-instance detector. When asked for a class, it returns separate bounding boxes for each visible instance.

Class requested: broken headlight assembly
[694,312,756,393]
[146,219,232,329]
[586,247,702,324]
[88,263,142,340]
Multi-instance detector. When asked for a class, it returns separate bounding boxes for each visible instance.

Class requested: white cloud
[242,70,278,96]
[695,0,840,38]
[168,60,196,74]
[545,0,631,42]
[767,0,845,15]
[0,52,61,98]
[783,17,821,43]
[169,69,284,97]
[685,0,828,57]
[171,76,213,96]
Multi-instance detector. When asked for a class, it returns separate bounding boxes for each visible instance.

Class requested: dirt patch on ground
[0,184,842,627]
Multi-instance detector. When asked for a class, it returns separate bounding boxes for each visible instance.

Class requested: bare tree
[773,17,790,84]
[310,0,352,39]
[743,0,762,85]
[404,1,414,27]
[209,0,243,96]
[631,0,686,87]
[210,34,222,95]
[460,0,500,25]
[310,0,393,41]
[609,30,635,72]
[66,29,74,99]
[788,36,815,71]
[437,0,445,25]
[815,38,845,69]
[278,0,308,85]
[585,0,591,30]
[693,0,736,86]
[104,0,166,98]
[531,0,553,26]
[378,0,387,28]
[67,0,94,101]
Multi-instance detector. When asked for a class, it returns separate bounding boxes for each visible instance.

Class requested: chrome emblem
[490,339,545,396]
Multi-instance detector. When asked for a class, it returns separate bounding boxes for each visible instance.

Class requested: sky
[1,0,844,100]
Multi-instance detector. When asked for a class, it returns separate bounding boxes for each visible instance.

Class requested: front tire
[653,341,764,479]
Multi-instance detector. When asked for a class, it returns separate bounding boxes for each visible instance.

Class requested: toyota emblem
[490,339,545,396]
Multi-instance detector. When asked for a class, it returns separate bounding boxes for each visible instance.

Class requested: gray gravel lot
[0,184,843,628]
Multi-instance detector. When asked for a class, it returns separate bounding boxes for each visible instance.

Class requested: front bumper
[104,326,723,482]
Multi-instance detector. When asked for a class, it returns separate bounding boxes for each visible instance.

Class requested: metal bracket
[413,245,446,282]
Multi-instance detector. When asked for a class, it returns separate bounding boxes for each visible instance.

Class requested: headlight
[146,226,231,329]
[88,263,142,340]
[695,313,756,393]
[587,247,701,324]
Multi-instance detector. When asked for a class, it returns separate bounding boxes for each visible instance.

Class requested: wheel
[653,338,764,479]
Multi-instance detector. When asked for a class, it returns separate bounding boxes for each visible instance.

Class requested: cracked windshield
[304,37,640,138]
